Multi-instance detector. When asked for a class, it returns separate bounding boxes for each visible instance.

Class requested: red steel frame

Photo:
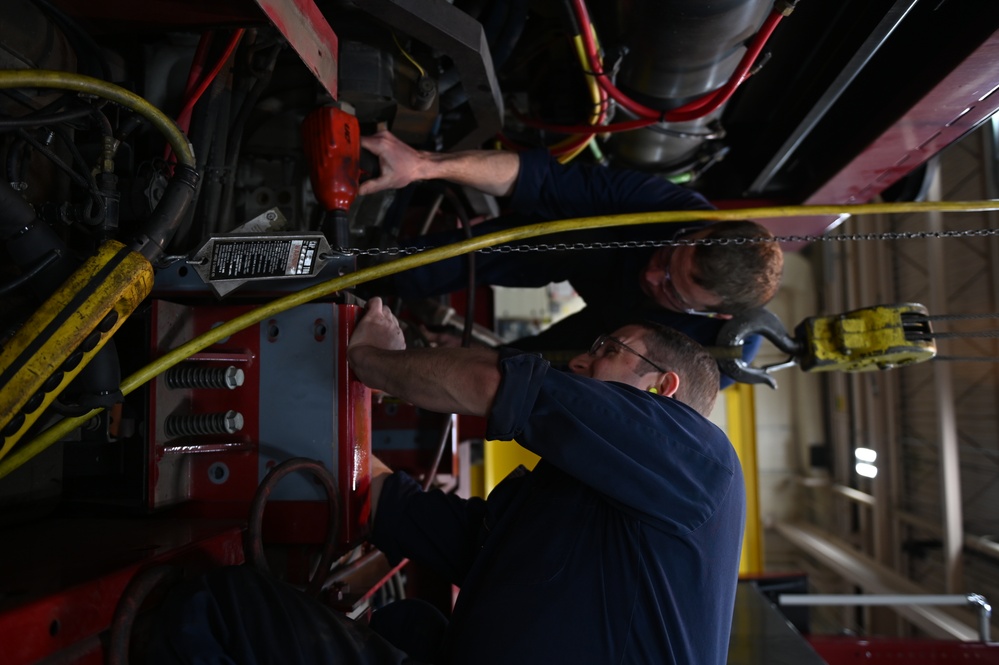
[0,520,245,665]
[809,636,999,664]
[763,26,999,250]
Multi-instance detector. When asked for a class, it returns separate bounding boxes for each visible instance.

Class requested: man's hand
[358,129,521,198]
[348,297,406,355]
[359,130,426,196]
[347,297,501,418]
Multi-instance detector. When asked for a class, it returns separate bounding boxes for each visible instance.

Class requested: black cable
[0,104,96,130]
[4,137,26,183]
[217,43,282,233]
[108,565,182,665]
[0,249,61,296]
[50,125,106,225]
[15,127,91,190]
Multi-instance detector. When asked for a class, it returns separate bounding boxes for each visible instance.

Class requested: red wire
[176,28,246,132]
[164,28,245,164]
[571,0,784,123]
[179,32,215,128]
[663,10,783,122]
[572,0,655,118]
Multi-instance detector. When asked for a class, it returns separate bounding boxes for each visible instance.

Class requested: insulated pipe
[608,0,773,168]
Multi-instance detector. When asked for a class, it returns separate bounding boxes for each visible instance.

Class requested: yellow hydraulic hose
[0,70,196,168]
[3,198,999,480]
[555,33,603,164]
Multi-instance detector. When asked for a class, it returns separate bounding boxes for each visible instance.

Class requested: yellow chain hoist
[714,303,937,388]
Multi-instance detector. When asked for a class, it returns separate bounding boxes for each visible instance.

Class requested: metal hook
[714,308,802,389]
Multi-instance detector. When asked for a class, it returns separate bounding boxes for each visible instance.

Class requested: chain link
[333,226,999,257]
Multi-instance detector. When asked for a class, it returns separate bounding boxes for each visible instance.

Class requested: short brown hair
[637,323,720,416]
[693,221,783,314]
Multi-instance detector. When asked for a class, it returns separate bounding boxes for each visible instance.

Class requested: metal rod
[423,413,456,491]
[749,0,920,192]
[778,593,992,642]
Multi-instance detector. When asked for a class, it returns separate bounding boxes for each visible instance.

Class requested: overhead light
[856,462,878,479]
[855,447,877,463]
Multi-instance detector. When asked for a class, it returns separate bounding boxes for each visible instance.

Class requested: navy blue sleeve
[371,471,487,587]
[509,149,715,219]
[487,353,739,534]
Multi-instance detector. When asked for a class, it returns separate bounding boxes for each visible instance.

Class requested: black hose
[0,180,77,299]
[107,565,182,665]
[129,164,200,263]
[0,248,60,296]
[244,458,340,597]
[4,136,26,182]
[172,67,229,250]
[0,104,95,130]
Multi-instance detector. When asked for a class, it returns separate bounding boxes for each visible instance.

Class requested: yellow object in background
[483,439,540,495]
[726,383,763,576]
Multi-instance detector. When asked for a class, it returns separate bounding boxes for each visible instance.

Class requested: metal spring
[165,365,244,390]
[165,410,244,437]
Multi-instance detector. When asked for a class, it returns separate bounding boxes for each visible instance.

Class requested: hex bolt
[165,365,245,390]
[165,410,244,437]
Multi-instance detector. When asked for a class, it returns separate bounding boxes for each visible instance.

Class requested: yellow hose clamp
[797,303,936,373]
[0,240,153,460]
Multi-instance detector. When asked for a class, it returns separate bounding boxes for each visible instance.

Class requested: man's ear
[658,371,681,398]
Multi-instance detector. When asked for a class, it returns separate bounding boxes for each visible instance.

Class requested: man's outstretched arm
[358,130,521,198]
[347,297,501,417]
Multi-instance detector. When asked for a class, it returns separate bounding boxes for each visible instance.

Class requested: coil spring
[165,410,243,437]
[165,365,244,390]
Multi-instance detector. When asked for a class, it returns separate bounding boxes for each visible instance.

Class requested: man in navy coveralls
[350,297,746,665]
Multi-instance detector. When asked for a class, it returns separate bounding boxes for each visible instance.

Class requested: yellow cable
[392,33,426,77]
[0,70,196,168]
[4,197,999,479]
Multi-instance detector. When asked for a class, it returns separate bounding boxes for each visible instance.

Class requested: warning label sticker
[209,238,320,280]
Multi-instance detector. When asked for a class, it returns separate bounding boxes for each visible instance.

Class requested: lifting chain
[334,225,999,257]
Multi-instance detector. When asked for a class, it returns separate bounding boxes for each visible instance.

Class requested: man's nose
[568,352,592,375]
